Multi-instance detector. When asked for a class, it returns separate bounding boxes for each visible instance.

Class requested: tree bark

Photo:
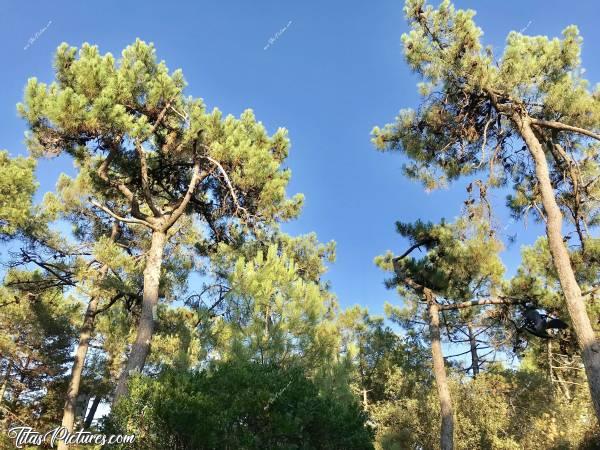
[58,295,100,450]
[427,295,454,450]
[517,114,600,422]
[113,230,167,403]
[58,223,119,450]
[467,323,480,377]
[83,395,102,428]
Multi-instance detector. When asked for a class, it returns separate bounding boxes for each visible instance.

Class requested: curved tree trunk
[517,114,600,422]
[113,230,166,403]
[427,295,454,450]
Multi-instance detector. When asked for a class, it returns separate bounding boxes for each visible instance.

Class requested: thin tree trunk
[58,295,100,449]
[517,115,600,422]
[83,395,102,428]
[427,294,454,450]
[0,362,11,404]
[113,230,167,403]
[58,223,119,450]
[467,323,480,377]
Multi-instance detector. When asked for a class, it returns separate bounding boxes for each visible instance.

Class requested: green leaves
[106,362,374,450]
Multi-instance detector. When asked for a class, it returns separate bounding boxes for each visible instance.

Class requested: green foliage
[193,232,340,374]
[372,366,597,450]
[105,362,373,450]
[0,283,79,428]
[0,151,37,238]
[371,0,600,235]
[18,39,303,234]
[376,217,504,303]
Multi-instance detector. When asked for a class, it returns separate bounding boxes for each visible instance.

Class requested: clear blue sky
[1,0,599,315]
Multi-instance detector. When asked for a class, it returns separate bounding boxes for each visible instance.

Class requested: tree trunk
[57,295,101,450]
[467,323,480,377]
[83,395,102,428]
[113,230,166,403]
[428,296,454,450]
[0,362,11,404]
[518,115,600,422]
[58,223,119,449]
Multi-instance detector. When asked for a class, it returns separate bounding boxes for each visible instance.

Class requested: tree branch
[530,118,600,141]
[202,154,248,217]
[89,199,154,229]
[135,142,162,217]
[163,162,206,230]
[438,297,522,311]
[97,146,149,222]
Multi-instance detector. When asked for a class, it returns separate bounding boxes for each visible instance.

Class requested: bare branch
[97,146,149,222]
[438,297,522,311]
[135,142,162,217]
[89,199,154,229]
[203,155,248,217]
[530,118,600,141]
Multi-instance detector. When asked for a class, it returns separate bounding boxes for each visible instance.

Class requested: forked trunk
[428,296,454,450]
[113,230,166,403]
[518,115,600,422]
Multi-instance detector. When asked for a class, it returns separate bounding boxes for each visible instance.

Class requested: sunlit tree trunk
[0,362,11,404]
[427,293,454,450]
[58,223,119,449]
[517,114,600,422]
[113,230,166,402]
[58,295,100,450]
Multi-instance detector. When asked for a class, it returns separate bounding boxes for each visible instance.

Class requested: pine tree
[18,39,303,403]
[376,217,506,449]
[194,232,339,372]
[373,0,600,424]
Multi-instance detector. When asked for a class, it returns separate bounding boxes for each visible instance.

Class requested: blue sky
[1,0,599,315]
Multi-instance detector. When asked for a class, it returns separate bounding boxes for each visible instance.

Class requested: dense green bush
[105,362,373,449]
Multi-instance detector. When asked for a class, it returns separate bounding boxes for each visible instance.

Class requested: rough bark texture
[113,230,167,403]
[517,114,600,422]
[467,323,480,377]
[428,295,454,450]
